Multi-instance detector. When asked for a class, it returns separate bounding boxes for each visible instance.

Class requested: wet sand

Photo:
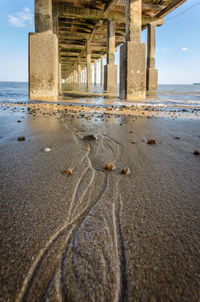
[0,103,200,302]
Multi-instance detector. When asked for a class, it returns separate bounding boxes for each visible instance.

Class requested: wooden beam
[104,0,119,12]
[156,0,187,18]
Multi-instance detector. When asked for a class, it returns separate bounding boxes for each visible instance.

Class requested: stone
[105,163,115,171]
[83,135,96,141]
[65,169,73,175]
[193,150,200,155]
[147,139,157,144]
[121,167,130,175]
[18,136,25,141]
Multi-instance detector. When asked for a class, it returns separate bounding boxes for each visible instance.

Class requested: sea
[0,81,200,110]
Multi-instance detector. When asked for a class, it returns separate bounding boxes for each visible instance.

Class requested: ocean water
[0,81,200,108]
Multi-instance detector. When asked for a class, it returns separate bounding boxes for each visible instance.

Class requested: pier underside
[29,0,187,100]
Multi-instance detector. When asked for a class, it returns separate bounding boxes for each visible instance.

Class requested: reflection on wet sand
[0,102,200,302]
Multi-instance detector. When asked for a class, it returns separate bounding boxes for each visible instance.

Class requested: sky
[0,0,200,84]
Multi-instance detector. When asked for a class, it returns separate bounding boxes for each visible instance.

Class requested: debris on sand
[147,139,157,145]
[17,120,21,123]
[65,169,73,175]
[43,147,51,152]
[193,150,200,155]
[105,163,115,171]
[121,167,130,175]
[174,136,180,139]
[18,136,25,141]
[131,141,136,144]
[83,135,96,141]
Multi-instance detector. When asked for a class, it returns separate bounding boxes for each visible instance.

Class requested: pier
[29,0,186,100]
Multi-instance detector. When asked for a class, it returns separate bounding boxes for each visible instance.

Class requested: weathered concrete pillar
[58,63,62,93]
[94,61,97,86]
[78,63,81,86]
[104,20,117,91]
[86,41,92,90]
[146,23,158,93]
[52,9,58,35]
[120,0,146,100]
[29,0,58,99]
[101,57,104,87]
[35,0,52,33]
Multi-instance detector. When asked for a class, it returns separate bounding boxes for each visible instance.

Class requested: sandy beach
[0,102,200,301]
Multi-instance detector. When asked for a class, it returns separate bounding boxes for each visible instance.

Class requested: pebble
[18,136,25,141]
[43,147,51,152]
[147,139,157,145]
[83,135,96,141]
[193,150,200,155]
[121,167,130,175]
[105,163,115,171]
[65,169,73,175]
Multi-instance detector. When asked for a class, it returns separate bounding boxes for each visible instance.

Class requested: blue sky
[0,0,200,84]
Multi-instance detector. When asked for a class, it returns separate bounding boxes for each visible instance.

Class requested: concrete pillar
[101,57,104,87]
[146,23,158,93]
[78,62,81,86]
[58,63,62,93]
[94,61,97,86]
[120,0,146,100]
[86,41,92,90]
[52,9,58,35]
[104,20,117,91]
[29,0,58,99]
[35,0,52,33]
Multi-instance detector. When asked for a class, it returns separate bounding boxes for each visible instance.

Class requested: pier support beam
[101,57,104,87]
[94,61,97,86]
[120,0,146,100]
[146,23,158,93]
[86,41,92,90]
[58,63,62,93]
[78,63,81,86]
[104,20,117,91]
[29,0,58,99]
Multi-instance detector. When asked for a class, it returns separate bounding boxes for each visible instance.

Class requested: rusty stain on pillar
[104,20,117,91]
[86,41,92,90]
[120,0,146,100]
[146,22,158,93]
[29,0,58,99]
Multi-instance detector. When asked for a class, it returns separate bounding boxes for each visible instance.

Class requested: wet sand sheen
[0,104,200,302]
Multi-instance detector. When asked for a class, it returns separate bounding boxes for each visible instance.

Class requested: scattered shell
[147,139,157,145]
[43,147,51,152]
[105,163,115,171]
[131,141,136,144]
[18,136,25,141]
[65,169,73,175]
[121,167,130,175]
[193,150,200,155]
[83,135,96,141]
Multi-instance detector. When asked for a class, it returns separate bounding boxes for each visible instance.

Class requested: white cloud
[181,48,188,51]
[8,7,33,28]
